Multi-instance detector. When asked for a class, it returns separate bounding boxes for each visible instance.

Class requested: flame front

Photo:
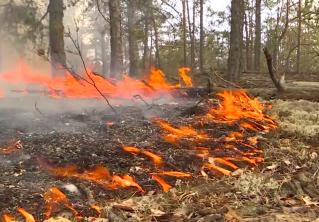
[41,163,144,192]
[0,61,186,99]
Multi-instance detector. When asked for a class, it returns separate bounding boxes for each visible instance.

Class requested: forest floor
[0,74,319,222]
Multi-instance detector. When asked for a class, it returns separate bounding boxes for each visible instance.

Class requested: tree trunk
[244,11,252,71]
[296,0,302,74]
[254,0,261,72]
[182,0,187,66]
[152,12,161,68]
[49,0,66,76]
[100,30,107,75]
[227,0,245,82]
[143,0,151,71]
[186,0,195,71]
[127,0,139,76]
[199,0,204,73]
[109,0,123,78]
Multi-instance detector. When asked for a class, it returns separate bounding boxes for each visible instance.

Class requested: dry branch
[263,47,285,92]
[65,29,116,113]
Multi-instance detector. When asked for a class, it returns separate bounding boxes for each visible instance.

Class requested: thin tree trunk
[186,0,195,70]
[199,0,204,73]
[182,0,187,66]
[273,0,289,72]
[244,11,252,71]
[228,0,245,82]
[296,0,302,74]
[49,0,66,76]
[101,30,107,75]
[127,0,139,76]
[143,0,151,71]
[109,0,123,78]
[254,0,261,72]
[152,12,161,68]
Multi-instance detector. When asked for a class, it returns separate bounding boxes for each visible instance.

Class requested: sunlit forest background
[0,0,318,83]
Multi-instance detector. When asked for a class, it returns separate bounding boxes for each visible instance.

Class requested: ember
[0,140,23,155]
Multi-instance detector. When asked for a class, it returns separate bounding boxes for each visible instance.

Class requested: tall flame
[178,67,193,87]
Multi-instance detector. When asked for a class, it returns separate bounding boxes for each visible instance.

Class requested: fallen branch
[263,48,285,92]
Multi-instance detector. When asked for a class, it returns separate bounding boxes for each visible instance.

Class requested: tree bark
[296,0,302,74]
[49,0,66,76]
[182,0,187,66]
[186,0,195,71]
[227,0,245,82]
[152,11,161,68]
[100,30,107,75]
[143,0,151,71]
[109,0,123,78]
[254,0,261,72]
[199,0,204,73]
[244,11,252,71]
[127,0,139,76]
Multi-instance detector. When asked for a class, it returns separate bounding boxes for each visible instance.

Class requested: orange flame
[205,90,277,131]
[16,208,35,222]
[151,175,172,192]
[43,163,144,192]
[90,205,102,214]
[154,119,208,143]
[44,187,78,219]
[1,214,15,222]
[178,67,193,87]
[0,61,184,99]
[0,140,22,155]
[122,146,163,166]
[155,171,192,178]
[201,163,232,176]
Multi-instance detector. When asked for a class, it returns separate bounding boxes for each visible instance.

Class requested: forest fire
[0,64,278,221]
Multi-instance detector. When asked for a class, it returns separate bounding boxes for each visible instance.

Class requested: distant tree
[127,0,139,76]
[254,0,261,72]
[49,0,66,76]
[199,0,204,73]
[109,0,123,78]
[228,0,245,82]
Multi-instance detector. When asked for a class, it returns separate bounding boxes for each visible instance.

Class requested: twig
[213,71,242,89]
[34,101,44,115]
[133,95,150,107]
[96,0,110,23]
[65,28,116,113]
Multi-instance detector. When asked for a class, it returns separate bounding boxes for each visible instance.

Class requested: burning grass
[0,88,283,221]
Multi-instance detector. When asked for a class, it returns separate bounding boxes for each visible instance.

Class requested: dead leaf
[224,208,242,222]
[302,196,319,206]
[266,164,278,170]
[150,209,166,217]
